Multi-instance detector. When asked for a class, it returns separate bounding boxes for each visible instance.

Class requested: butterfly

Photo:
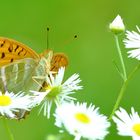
[0,37,68,119]
[0,37,68,96]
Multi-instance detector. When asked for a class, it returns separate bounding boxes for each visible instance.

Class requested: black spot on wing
[8,45,13,52]
[14,45,19,52]
[18,48,24,56]
[10,58,14,62]
[1,52,5,58]
[0,41,5,47]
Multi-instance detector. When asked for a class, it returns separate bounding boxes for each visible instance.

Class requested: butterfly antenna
[47,27,49,49]
[57,34,78,48]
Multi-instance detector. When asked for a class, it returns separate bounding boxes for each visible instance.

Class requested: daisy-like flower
[124,26,140,60]
[31,67,82,118]
[0,91,34,119]
[113,107,140,140]
[54,102,110,140]
[109,15,125,35]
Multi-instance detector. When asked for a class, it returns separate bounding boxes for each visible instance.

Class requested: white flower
[113,107,140,140]
[0,91,34,119]
[31,67,82,118]
[109,15,125,34]
[124,26,140,60]
[54,102,110,140]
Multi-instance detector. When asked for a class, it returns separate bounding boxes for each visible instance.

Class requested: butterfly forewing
[0,37,39,67]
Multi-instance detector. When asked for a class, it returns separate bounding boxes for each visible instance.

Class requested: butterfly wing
[0,37,39,67]
[0,58,42,93]
[51,53,68,72]
[0,50,55,92]
[0,56,53,119]
[40,50,68,72]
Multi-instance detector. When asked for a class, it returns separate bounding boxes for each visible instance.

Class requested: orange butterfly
[0,37,68,68]
[0,37,68,93]
[0,37,68,119]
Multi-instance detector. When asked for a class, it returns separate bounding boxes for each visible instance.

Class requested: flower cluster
[0,58,112,140]
[30,66,111,140]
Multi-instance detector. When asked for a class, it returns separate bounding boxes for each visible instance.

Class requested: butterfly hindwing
[0,58,39,93]
[51,53,68,72]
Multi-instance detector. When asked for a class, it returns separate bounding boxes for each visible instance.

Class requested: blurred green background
[0,0,140,139]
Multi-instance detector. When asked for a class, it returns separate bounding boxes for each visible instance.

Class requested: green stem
[115,35,127,81]
[109,63,140,120]
[3,118,14,140]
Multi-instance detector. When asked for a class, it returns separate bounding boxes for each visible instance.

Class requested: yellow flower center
[132,123,140,136]
[0,95,12,106]
[45,85,62,99]
[75,113,90,124]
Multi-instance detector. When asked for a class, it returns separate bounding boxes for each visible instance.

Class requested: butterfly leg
[32,76,45,88]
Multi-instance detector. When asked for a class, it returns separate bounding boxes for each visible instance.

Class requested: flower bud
[109,15,125,35]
